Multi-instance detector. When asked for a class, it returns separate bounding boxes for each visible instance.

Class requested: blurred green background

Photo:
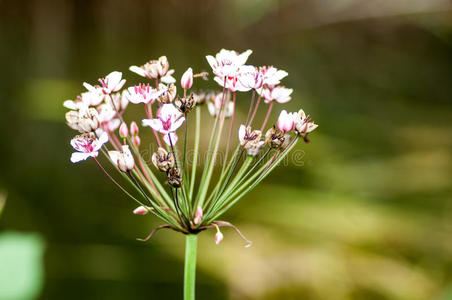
[1,0,452,299]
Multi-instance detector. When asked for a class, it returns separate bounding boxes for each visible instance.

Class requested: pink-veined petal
[142,118,164,132]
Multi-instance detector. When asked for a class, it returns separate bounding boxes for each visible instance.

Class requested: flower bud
[215,230,223,245]
[108,145,135,172]
[193,206,203,225]
[276,110,295,133]
[130,121,139,136]
[174,94,195,113]
[167,167,182,188]
[119,122,128,138]
[152,147,175,172]
[132,135,141,147]
[181,67,193,89]
[133,206,148,215]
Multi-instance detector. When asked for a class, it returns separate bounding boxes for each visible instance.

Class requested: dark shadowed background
[1,0,452,299]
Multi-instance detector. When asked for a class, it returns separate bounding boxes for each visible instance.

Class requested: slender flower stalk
[63,49,318,299]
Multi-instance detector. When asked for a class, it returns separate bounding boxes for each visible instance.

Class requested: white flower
[238,125,261,147]
[181,67,193,89]
[207,92,234,117]
[276,110,295,132]
[259,66,288,86]
[142,103,185,135]
[129,56,175,83]
[126,84,164,104]
[237,65,263,91]
[206,49,252,79]
[97,103,116,123]
[293,109,318,136]
[238,125,265,156]
[108,145,135,172]
[97,71,126,94]
[259,85,293,103]
[108,89,129,111]
[70,132,108,163]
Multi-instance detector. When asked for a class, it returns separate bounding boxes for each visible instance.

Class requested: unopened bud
[132,135,141,147]
[181,67,193,89]
[193,206,203,225]
[215,230,223,245]
[119,122,128,138]
[133,206,148,215]
[130,121,139,136]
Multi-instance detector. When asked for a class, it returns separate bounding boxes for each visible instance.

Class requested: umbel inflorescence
[64,49,318,244]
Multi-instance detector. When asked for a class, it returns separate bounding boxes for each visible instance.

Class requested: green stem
[184,234,198,300]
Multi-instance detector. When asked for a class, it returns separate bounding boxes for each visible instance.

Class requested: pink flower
[126,84,164,104]
[259,85,293,104]
[276,110,295,132]
[142,103,185,135]
[259,66,288,86]
[206,49,252,79]
[129,56,176,84]
[181,67,193,89]
[133,206,148,215]
[97,71,126,94]
[108,145,135,172]
[70,132,108,163]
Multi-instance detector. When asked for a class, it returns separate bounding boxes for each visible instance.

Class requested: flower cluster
[64,49,318,244]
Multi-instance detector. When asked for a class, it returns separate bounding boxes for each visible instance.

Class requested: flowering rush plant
[64,49,318,299]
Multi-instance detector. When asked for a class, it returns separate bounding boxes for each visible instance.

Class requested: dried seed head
[265,126,286,148]
[66,107,100,133]
[167,167,182,188]
[174,94,196,113]
[152,147,175,172]
[158,56,169,77]
[158,83,177,103]
[238,125,262,147]
[108,145,135,172]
